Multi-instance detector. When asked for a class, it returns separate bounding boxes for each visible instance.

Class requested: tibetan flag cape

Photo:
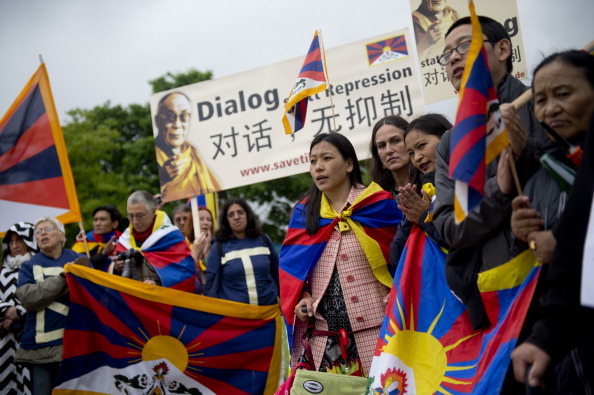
[72,230,122,264]
[115,210,198,293]
[280,182,400,350]
[0,64,81,236]
[282,30,328,135]
[449,0,508,223]
[368,225,540,394]
[53,265,282,395]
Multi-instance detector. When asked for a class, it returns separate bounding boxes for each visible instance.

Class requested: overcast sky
[1,0,592,123]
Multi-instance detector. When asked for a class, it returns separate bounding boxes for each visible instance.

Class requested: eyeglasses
[159,111,191,124]
[128,211,149,220]
[34,226,56,235]
[437,39,499,67]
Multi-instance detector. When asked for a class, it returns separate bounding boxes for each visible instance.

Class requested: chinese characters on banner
[409,0,528,104]
[150,29,424,200]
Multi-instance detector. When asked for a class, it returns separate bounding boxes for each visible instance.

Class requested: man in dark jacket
[432,15,545,329]
[432,15,550,393]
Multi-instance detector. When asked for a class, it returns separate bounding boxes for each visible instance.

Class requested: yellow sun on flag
[380,300,478,393]
[142,335,188,372]
[126,321,205,376]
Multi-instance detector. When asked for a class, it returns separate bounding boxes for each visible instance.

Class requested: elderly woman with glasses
[15,217,84,395]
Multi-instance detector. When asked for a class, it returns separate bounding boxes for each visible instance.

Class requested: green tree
[149,69,213,93]
[63,69,212,243]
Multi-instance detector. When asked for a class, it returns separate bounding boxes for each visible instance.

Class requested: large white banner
[150,28,424,202]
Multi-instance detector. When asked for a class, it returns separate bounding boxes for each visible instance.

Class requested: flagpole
[78,221,91,258]
[318,30,338,133]
[505,146,522,195]
[191,196,201,239]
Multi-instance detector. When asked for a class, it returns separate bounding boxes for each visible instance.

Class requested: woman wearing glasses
[154,91,221,202]
[15,217,85,394]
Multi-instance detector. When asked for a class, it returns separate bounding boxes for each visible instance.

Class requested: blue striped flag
[0,64,81,235]
[282,31,328,135]
[53,265,282,395]
[449,1,508,223]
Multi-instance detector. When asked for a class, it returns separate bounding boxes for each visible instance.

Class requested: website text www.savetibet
[239,152,309,177]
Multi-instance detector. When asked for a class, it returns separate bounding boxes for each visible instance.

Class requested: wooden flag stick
[190,196,201,240]
[506,146,523,196]
[78,221,90,258]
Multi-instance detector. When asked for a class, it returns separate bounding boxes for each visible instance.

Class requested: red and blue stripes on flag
[474,249,541,392]
[54,265,282,395]
[366,34,408,66]
[282,30,328,135]
[0,64,81,235]
[449,1,508,223]
[369,224,540,393]
[141,230,198,292]
[115,210,199,293]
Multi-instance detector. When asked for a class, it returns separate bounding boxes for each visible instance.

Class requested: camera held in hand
[117,249,145,281]
[0,316,25,337]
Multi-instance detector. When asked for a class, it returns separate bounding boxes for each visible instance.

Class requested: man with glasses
[154,91,221,202]
[112,190,199,293]
[432,15,547,392]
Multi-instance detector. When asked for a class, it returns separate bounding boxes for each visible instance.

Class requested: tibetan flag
[53,265,282,395]
[366,34,409,66]
[369,226,540,394]
[449,0,508,223]
[282,30,328,135]
[0,63,81,236]
[472,249,541,392]
[115,210,199,293]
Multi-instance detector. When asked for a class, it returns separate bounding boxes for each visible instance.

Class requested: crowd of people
[1,14,593,395]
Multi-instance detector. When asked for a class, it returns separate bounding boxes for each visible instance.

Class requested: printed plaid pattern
[291,187,389,375]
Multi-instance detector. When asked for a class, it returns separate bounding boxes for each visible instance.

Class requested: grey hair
[173,204,191,215]
[34,217,66,247]
[127,190,156,211]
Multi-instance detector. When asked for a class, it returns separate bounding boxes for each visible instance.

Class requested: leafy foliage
[149,70,213,93]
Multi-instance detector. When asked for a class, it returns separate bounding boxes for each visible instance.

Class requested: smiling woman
[389,113,451,268]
